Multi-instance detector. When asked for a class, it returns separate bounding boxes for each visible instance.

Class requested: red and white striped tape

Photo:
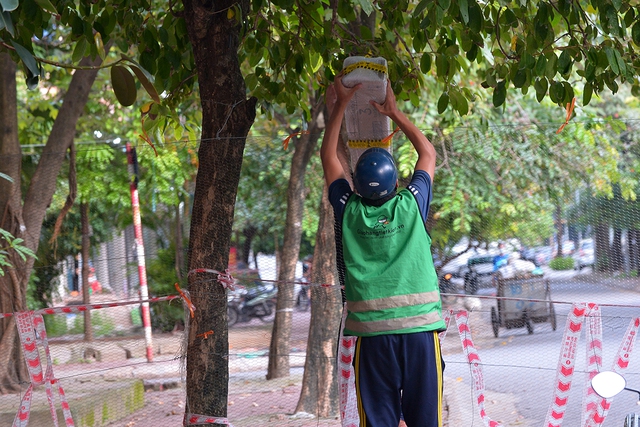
[0,295,181,319]
[13,311,74,427]
[6,294,193,427]
[581,304,602,427]
[584,316,640,427]
[454,310,502,427]
[545,302,591,427]
[184,414,233,425]
[338,304,359,427]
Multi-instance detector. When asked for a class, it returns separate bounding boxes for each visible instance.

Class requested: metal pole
[126,142,153,362]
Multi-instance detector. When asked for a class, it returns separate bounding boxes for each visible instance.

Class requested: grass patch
[549,257,574,270]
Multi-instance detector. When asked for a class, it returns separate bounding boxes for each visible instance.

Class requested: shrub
[43,314,68,337]
[549,257,574,270]
[69,311,115,337]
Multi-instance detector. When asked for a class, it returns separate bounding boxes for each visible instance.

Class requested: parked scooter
[227,284,277,327]
[592,371,640,427]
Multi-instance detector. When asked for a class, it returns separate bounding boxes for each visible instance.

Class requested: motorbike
[592,371,640,427]
[227,284,277,327]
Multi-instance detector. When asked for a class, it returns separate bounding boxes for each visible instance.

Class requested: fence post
[126,142,154,362]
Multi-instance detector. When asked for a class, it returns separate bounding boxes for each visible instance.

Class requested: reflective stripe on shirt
[346,290,440,313]
[345,312,443,334]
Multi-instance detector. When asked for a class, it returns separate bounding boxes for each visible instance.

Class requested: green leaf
[437,92,449,114]
[0,172,13,182]
[534,55,547,75]
[633,22,640,45]
[308,51,322,73]
[449,89,469,115]
[492,80,506,107]
[468,1,482,33]
[420,53,432,74]
[614,48,626,76]
[0,10,14,37]
[534,77,548,102]
[121,54,155,84]
[94,32,105,60]
[414,0,430,16]
[72,38,88,63]
[111,65,137,107]
[10,41,39,77]
[0,0,18,12]
[26,71,39,89]
[129,64,161,104]
[459,0,469,24]
[549,80,565,103]
[557,50,572,75]
[513,69,527,88]
[583,82,593,105]
[354,0,374,16]
[604,46,619,75]
[409,91,420,107]
[33,0,57,14]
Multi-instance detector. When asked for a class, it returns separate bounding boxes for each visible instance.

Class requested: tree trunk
[81,203,93,342]
[241,226,257,266]
[0,52,102,394]
[267,101,323,379]
[555,202,564,258]
[595,223,610,272]
[294,184,342,416]
[611,228,623,272]
[629,229,639,273]
[0,53,27,393]
[182,0,256,422]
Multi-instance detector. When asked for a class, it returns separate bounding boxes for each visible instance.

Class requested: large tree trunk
[0,53,27,394]
[0,52,102,394]
[182,0,256,422]
[294,184,342,416]
[267,100,323,379]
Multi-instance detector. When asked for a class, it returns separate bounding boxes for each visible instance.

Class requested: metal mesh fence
[1,118,639,427]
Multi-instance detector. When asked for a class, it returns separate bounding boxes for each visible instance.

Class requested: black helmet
[353,148,398,200]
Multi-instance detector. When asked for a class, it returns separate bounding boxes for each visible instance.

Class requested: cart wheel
[524,311,534,335]
[549,302,557,331]
[491,306,499,338]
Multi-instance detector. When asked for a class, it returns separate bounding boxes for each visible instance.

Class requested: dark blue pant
[353,331,444,427]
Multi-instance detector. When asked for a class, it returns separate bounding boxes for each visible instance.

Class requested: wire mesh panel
[1,118,640,427]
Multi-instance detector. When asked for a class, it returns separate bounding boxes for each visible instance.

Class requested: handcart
[490,274,557,338]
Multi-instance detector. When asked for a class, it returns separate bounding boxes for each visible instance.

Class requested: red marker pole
[126,142,154,362]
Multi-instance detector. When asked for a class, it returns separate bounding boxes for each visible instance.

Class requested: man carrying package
[322,73,446,427]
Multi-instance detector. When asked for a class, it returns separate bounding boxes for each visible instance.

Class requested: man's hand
[370,80,436,179]
[321,74,361,187]
[327,74,361,116]
[369,80,400,119]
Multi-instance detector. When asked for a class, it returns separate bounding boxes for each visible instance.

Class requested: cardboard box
[342,57,392,170]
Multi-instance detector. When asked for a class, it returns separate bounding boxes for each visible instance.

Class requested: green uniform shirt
[342,189,445,336]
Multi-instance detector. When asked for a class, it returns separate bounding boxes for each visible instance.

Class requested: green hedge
[549,257,575,270]
[43,314,68,337]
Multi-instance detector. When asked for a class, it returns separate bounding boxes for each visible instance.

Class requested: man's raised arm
[370,81,436,180]
[320,74,361,188]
